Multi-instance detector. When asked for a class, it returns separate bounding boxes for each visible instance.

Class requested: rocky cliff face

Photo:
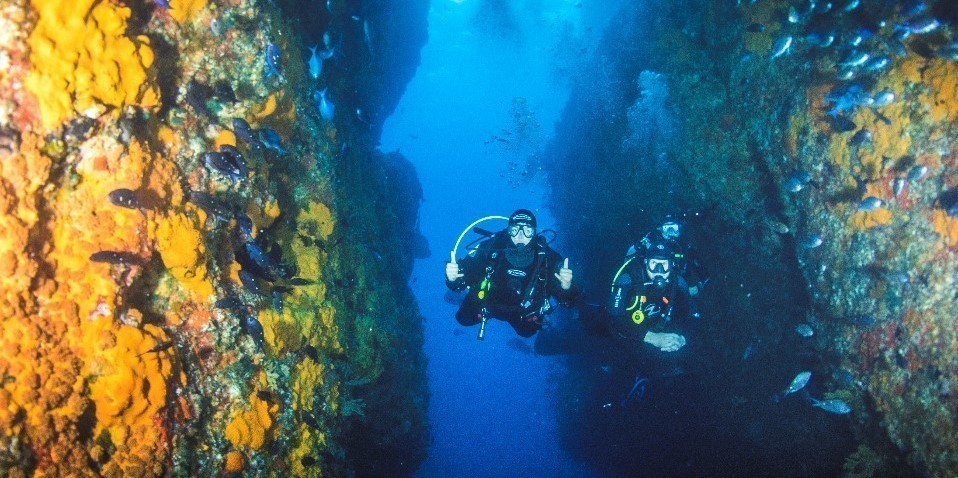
[0,0,429,475]
[543,0,958,475]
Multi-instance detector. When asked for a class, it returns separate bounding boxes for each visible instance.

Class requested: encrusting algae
[0,0,430,473]
[24,0,159,129]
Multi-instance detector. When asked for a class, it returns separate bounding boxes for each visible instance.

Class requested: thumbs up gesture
[555,257,573,290]
[446,251,464,282]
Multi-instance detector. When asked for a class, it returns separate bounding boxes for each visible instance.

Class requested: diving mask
[646,257,671,282]
[508,224,535,238]
[661,221,680,240]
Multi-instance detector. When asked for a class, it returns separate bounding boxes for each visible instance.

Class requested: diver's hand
[644,331,686,352]
[555,257,573,290]
[446,251,464,282]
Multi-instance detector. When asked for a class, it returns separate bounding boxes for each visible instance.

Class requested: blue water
[381,1,625,475]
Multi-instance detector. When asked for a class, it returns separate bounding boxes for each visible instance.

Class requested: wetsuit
[447,232,578,337]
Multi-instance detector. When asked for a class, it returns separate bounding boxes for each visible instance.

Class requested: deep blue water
[380,1,622,475]
[380,1,855,476]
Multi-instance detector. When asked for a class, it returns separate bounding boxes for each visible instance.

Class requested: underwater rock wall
[0,0,428,476]
[544,0,958,475]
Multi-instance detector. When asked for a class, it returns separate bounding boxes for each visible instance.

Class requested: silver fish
[784,177,804,192]
[857,196,884,211]
[871,89,896,107]
[801,234,823,249]
[864,56,890,71]
[795,323,814,337]
[891,177,906,197]
[308,45,322,79]
[903,16,939,34]
[768,220,790,234]
[840,51,869,67]
[784,371,812,395]
[811,397,851,414]
[843,0,859,11]
[788,6,800,23]
[907,164,928,182]
[771,36,793,59]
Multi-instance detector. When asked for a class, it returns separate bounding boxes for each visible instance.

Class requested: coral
[843,444,884,478]
[24,0,159,129]
[225,391,277,450]
[289,423,325,478]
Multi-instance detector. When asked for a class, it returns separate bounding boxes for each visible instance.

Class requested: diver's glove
[689,278,710,297]
[446,252,465,282]
[644,331,686,352]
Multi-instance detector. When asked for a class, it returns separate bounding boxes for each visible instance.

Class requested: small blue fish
[850,129,872,146]
[265,43,282,80]
[839,51,869,68]
[258,128,285,155]
[907,165,928,182]
[239,269,263,295]
[308,45,322,79]
[108,188,142,209]
[863,56,890,71]
[870,89,896,108]
[244,315,266,347]
[795,323,814,337]
[901,16,939,34]
[857,196,884,211]
[810,397,852,414]
[314,88,335,122]
[232,118,256,144]
[784,371,812,396]
[801,234,823,249]
[771,36,792,59]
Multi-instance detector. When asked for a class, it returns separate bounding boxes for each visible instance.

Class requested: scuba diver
[445,209,577,338]
[628,215,709,303]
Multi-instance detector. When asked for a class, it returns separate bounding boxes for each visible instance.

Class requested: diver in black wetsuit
[445,209,578,338]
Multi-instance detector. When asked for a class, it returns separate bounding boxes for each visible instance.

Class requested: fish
[809,397,852,414]
[857,196,884,211]
[235,212,254,240]
[784,177,805,192]
[842,0,858,11]
[265,43,282,80]
[243,314,265,346]
[901,0,927,17]
[818,33,835,48]
[849,129,872,146]
[796,323,814,337]
[885,39,909,58]
[788,6,800,23]
[187,191,233,221]
[907,165,928,182]
[90,250,141,265]
[784,371,812,395]
[827,115,856,132]
[363,19,374,54]
[839,51,869,68]
[258,128,286,155]
[901,16,939,34]
[836,69,856,81]
[825,84,870,116]
[936,44,958,61]
[313,88,335,122]
[185,80,214,118]
[214,296,245,312]
[308,45,322,79]
[202,152,243,181]
[137,341,174,356]
[883,271,910,284]
[768,219,790,234]
[742,342,753,360]
[232,118,257,144]
[863,56,890,71]
[219,145,249,177]
[771,36,792,59]
[213,81,237,104]
[239,269,263,294]
[800,234,823,249]
[870,89,896,108]
[891,177,906,197]
[108,188,142,209]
